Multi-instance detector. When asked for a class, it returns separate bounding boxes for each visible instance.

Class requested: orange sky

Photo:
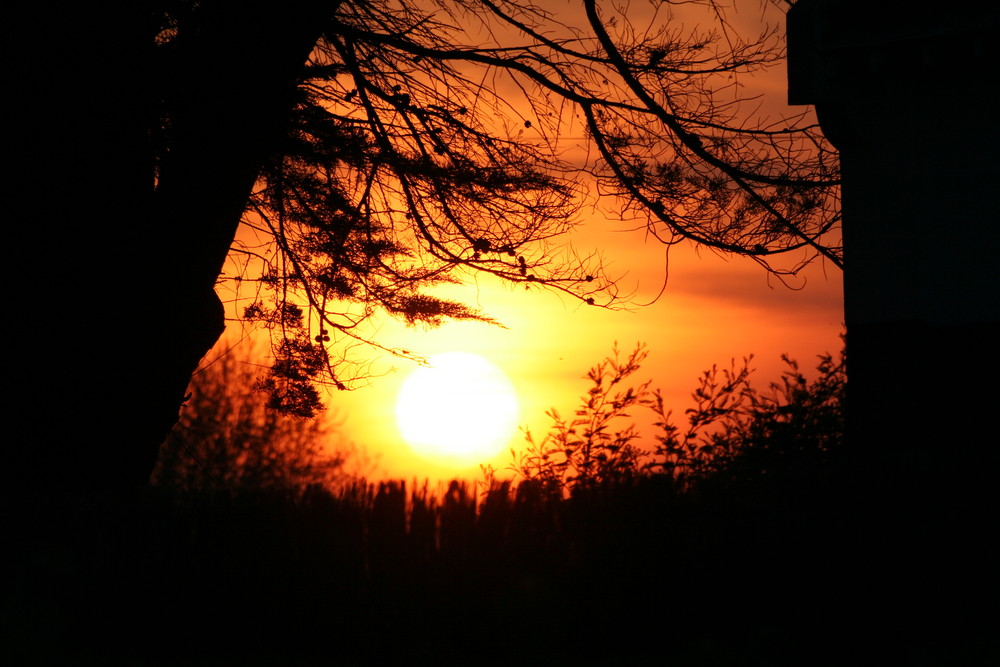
[217,222,842,484]
[321,234,842,482]
[210,0,843,484]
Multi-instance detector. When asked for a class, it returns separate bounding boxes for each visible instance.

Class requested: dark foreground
[6,453,997,667]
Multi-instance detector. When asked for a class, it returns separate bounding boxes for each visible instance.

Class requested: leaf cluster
[649,345,845,487]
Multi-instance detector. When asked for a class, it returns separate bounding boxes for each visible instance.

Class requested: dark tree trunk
[9,2,331,510]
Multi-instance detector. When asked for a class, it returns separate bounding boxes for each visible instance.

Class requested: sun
[395,352,520,468]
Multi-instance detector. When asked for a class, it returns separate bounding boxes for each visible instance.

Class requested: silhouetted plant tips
[648,345,845,487]
[515,344,649,494]
[513,340,845,496]
[152,337,844,501]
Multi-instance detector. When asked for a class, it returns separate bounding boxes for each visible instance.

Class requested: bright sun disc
[395,352,519,468]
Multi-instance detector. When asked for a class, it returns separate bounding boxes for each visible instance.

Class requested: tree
[231,0,841,412]
[12,0,839,504]
[151,345,355,495]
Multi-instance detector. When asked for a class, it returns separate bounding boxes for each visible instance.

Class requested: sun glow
[394,352,520,468]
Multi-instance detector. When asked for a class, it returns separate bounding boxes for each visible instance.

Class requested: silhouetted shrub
[513,343,649,496]
[650,345,845,489]
[151,345,355,495]
[513,340,846,496]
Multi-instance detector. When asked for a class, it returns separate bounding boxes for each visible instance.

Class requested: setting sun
[394,352,520,468]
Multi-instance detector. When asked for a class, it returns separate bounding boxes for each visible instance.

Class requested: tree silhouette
[227,0,840,414]
[12,1,839,502]
[151,345,355,495]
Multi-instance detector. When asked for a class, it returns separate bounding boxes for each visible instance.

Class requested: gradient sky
[213,0,844,483]
[324,234,843,482]
[219,222,843,483]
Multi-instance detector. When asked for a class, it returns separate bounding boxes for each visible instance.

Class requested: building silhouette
[788,0,1000,458]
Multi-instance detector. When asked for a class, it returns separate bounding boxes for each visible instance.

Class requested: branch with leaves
[514,343,650,495]
[157,0,843,408]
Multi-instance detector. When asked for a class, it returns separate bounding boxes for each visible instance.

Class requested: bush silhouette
[514,343,649,496]
[651,346,846,489]
[513,341,846,496]
[151,345,355,495]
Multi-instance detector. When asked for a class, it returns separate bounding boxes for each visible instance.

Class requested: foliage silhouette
[513,339,846,496]
[514,343,650,494]
[15,0,842,506]
[182,0,841,411]
[151,345,355,495]
[650,344,845,487]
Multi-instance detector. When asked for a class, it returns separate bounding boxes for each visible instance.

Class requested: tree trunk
[10,2,331,509]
